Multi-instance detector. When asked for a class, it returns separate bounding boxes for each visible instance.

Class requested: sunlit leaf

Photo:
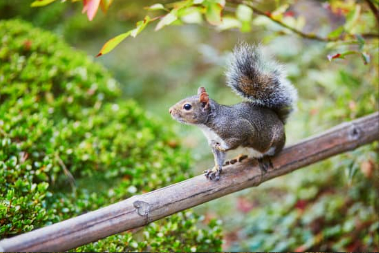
[82,0,101,21]
[146,3,166,11]
[155,12,178,31]
[216,16,241,31]
[100,0,113,13]
[31,0,56,7]
[236,4,252,22]
[131,16,151,37]
[205,3,223,25]
[344,5,361,32]
[180,7,203,24]
[97,31,131,57]
[235,4,252,32]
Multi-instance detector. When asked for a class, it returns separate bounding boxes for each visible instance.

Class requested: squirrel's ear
[198,87,209,109]
[198,87,206,95]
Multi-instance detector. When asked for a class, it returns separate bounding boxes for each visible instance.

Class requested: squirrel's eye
[183,104,192,110]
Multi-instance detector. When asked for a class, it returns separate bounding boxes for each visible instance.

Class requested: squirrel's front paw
[211,141,226,152]
[204,166,222,181]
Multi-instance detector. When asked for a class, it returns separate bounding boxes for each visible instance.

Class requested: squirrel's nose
[169,107,173,114]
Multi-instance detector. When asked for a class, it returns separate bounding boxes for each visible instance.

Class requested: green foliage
[230,154,379,251]
[29,0,378,58]
[75,211,222,252]
[0,19,222,251]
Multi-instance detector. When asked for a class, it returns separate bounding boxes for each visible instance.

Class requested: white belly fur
[199,125,275,158]
[199,125,229,150]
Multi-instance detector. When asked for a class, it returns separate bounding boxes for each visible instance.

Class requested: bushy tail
[226,43,297,123]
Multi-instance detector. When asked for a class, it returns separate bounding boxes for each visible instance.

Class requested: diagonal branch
[365,0,379,26]
[0,112,378,252]
[227,0,379,42]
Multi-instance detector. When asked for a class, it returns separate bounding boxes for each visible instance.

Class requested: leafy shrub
[0,19,222,251]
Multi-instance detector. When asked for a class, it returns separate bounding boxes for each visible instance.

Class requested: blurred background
[0,0,378,251]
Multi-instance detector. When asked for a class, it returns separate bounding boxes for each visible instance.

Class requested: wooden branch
[0,112,378,252]
[227,0,379,42]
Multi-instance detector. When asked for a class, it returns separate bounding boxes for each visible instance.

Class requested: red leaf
[327,53,341,61]
[82,0,101,21]
[284,11,295,17]
[294,199,308,210]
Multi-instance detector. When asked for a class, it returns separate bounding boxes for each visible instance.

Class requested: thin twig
[55,153,76,191]
[227,0,379,42]
[365,0,379,26]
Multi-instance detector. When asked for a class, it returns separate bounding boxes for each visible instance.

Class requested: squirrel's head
[169,87,211,125]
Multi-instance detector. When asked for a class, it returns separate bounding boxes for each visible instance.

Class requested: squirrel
[169,43,297,181]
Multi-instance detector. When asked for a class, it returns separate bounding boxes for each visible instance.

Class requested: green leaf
[100,0,113,13]
[355,34,365,51]
[180,7,203,24]
[205,3,223,25]
[344,5,361,32]
[31,0,56,7]
[236,4,252,22]
[131,16,151,37]
[216,16,241,31]
[361,52,370,65]
[328,26,344,39]
[97,31,131,57]
[155,12,178,31]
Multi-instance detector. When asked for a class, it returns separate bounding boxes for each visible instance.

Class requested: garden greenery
[0,19,222,251]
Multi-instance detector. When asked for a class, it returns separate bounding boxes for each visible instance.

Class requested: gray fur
[226,43,297,123]
[169,43,297,181]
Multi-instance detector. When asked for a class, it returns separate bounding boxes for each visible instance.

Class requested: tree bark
[0,112,378,252]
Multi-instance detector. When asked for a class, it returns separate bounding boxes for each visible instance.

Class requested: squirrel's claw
[204,167,222,181]
[257,157,273,173]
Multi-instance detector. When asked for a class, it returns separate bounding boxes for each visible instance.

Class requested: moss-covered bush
[0,19,222,251]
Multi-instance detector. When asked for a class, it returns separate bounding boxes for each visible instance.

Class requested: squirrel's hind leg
[224,154,248,166]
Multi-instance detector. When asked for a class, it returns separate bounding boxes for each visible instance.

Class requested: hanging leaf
[344,5,361,32]
[82,0,101,21]
[31,0,57,7]
[100,0,113,13]
[236,4,252,22]
[361,52,370,65]
[155,12,178,31]
[327,51,357,61]
[205,3,223,25]
[236,4,252,32]
[146,3,166,11]
[180,7,203,24]
[216,16,241,31]
[96,31,131,57]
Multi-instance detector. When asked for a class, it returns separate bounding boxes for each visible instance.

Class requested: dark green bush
[0,19,222,251]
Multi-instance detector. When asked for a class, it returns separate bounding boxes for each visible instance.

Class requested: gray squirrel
[169,43,298,181]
